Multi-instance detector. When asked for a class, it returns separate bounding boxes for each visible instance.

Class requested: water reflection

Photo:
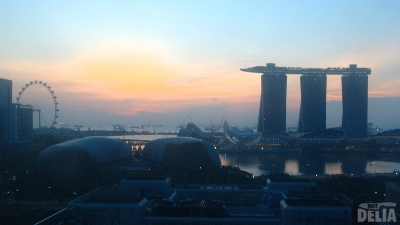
[298,154,324,175]
[365,161,400,174]
[284,160,301,175]
[111,135,400,176]
[219,152,400,176]
[324,162,342,175]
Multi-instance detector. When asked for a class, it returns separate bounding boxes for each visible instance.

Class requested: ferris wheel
[16,81,59,128]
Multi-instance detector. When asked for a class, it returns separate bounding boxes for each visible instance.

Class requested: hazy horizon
[14,96,397,132]
[1,1,400,131]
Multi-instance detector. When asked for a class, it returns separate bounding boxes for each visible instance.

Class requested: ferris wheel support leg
[38,110,41,128]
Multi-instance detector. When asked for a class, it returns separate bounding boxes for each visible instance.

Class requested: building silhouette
[36,176,352,225]
[342,70,368,137]
[8,104,33,142]
[258,64,287,133]
[0,78,12,142]
[241,63,371,137]
[0,78,34,143]
[298,74,326,133]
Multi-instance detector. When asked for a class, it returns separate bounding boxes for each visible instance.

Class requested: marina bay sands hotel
[241,63,371,137]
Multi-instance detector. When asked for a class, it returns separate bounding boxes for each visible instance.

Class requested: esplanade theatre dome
[142,137,221,169]
[37,137,132,181]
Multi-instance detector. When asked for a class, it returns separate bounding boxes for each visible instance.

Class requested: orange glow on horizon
[76,52,263,114]
[2,53,400,116]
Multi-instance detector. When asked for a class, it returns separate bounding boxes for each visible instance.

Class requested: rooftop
[282,199,347,207]
[241,63,371,75]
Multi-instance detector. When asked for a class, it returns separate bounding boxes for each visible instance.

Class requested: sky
[1,1,400,130]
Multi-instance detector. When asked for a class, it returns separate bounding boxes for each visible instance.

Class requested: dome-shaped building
[142,137,221,172]
[37,136,132,181]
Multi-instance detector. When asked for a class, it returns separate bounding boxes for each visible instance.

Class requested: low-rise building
[280,199,352,225]
[36,176,356,225]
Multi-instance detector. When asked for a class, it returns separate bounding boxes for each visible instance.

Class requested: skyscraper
[0,78,12,142]
[241,63,370,138]
[258,70,287,133]
[9,104,33,142]
[298,74,326,133]
[341,72,368,137]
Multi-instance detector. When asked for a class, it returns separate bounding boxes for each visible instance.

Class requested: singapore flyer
[16,81,59,129]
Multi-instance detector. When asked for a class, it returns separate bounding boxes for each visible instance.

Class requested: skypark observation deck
[242,63,370,138]
[240,64,371,75]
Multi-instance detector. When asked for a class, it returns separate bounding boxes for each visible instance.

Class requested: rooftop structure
[36,176,355,225]
[241,63,371,75]
[39,177,286,225]
[280,199,352,225]
[266,178,317,198]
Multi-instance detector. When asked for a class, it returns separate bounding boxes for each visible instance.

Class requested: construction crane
[205,113,227,133]
[177,113,192,129]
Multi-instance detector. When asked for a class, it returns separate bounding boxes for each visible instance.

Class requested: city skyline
[1,1,400,130]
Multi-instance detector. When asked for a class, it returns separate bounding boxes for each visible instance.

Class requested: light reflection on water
[365,161,400,174]
[324,162,343,175]
[110,135,400,176]
[284,160,301,176]
[219,152,400,176]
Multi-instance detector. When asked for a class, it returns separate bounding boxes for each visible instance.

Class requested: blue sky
[1,1,400,130]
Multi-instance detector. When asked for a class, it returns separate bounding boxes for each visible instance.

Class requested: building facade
[341,73,368,137]
[8,104,33,142]
[0,78,12,142]
[298,74,327,133]
[241,63,371,138]
[258,64,287,133]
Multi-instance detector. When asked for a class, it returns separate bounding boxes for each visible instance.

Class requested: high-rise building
[298,74,327,133]
[241,63,370,138]
[341,73,368,137]
[258,65,287,133]
[9,104,33,142]
[0,78,12,142]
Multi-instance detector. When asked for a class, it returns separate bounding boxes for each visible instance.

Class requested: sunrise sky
[1,1,400,130]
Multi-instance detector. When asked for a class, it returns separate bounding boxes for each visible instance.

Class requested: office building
[8,104,33,142]
[0,78,12,142]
